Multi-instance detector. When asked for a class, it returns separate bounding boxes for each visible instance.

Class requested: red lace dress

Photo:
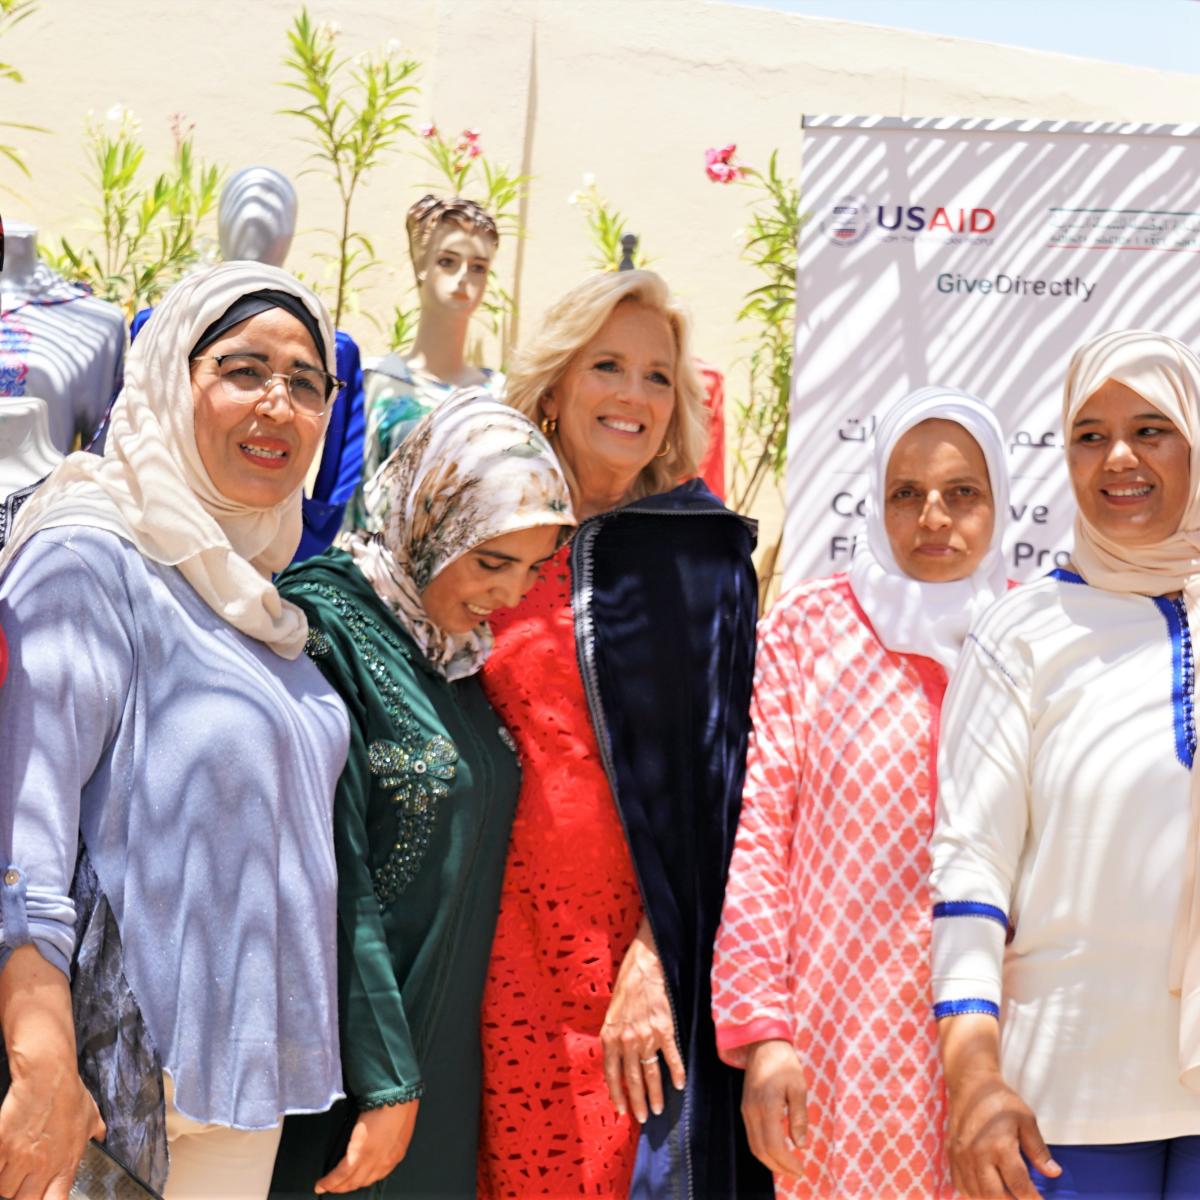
[477,545,643,1197]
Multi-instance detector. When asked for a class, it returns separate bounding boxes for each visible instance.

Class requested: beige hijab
[1063,329,1200,1092]
[0,261,335,659]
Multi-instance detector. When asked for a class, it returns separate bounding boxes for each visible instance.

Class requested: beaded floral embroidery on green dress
[299,582,459,905]
[367,735,458,903]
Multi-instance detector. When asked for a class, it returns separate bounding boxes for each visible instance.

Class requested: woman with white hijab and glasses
[0,262,350,1200]
[268,391,574,1199]
[712,387,1010,1200]
[932,331,1200,1200]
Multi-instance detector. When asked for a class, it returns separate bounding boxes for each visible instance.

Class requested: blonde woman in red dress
[712,387,1011,1199]
[478,271,769,1199]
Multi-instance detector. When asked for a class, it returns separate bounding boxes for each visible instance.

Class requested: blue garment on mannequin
[130,308,365,562]
[1030,1139,1200,1198]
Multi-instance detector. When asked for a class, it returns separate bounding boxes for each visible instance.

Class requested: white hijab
[0,261,335,659]
[847,386,1009,671]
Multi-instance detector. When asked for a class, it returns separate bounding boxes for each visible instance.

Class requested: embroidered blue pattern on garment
[933,998,1000,1019]
[1152,594,1196,769]
[932,900,1008,928]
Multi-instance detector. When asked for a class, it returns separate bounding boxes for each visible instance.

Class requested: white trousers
[162,1076,282,1200]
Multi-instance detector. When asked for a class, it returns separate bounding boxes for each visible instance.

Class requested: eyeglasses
[193,354,342,415]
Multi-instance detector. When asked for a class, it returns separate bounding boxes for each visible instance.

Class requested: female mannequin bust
[0,224,43,299]
[399,193,497,388]
[0,222,125,454]
[0,397,62,548]
[347,195,503,533]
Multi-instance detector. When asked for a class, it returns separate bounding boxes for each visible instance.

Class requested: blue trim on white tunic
[1152,594,1196,770]
[932,899,1008,928]
[1048,567,1084,585]
[933,998,1000,1019]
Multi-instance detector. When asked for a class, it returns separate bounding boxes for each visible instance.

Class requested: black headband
[189,288,327,372]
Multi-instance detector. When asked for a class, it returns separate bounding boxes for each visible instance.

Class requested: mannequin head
[218,168,298,266]
[0,222,38,287]
[406,195,499,319]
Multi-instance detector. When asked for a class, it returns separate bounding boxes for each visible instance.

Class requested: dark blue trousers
[1031,1139,1200,1199]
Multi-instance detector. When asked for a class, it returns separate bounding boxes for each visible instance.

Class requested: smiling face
[1067,378,1191,546]
[420,524,562,633]
[882,418,996,582]
[542,301,677,515]
[418,223,493,316]
[191,307,329,508]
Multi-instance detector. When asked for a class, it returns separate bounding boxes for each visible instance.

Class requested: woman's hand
[0,1071,104,1200]
[0,946,105,1200]
[941,1014,1059,1200]
[601,916,686,1123]
[314,1099,419,1195]
[740,1039,808,1178]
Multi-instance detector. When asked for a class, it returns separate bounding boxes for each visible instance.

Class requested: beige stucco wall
[5,0,1200,572]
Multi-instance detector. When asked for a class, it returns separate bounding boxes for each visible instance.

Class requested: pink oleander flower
[419,122,437,139]
[704,143,746,183]
[456,128,484,157]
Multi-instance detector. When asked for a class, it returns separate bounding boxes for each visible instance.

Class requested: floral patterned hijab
[346,387,575,679]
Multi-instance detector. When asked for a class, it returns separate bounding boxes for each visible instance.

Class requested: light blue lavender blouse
[0,526,350,1130]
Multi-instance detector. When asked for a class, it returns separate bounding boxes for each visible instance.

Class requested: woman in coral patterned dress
[712,387,1011,1199]
[478,270,771,1199]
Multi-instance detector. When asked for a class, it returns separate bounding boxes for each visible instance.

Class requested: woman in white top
[931,330,1200,1199]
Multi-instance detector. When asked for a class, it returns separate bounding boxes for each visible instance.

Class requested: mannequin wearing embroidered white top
[0,396,62,549]
[0,222,124,453]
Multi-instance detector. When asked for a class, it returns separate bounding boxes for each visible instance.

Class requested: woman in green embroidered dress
[268,389,575,1199]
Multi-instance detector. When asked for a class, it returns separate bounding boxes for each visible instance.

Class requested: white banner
[783,116,1200,587]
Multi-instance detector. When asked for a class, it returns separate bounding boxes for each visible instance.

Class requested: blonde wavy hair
[505,270,709,503]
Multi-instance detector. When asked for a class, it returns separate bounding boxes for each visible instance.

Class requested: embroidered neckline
[0,477,45,550]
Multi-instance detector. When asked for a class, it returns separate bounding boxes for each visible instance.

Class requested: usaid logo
[821,195,871,245]
[822,195,997,245]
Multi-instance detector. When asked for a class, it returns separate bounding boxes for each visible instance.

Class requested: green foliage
[411,125,530,362]
[388,301,420,353]
[0,0,40,180]
[727,150,804,520]
[569,175,649,272]
[280,8,419,329]
[48,110,223,319]
[0,0,35,85]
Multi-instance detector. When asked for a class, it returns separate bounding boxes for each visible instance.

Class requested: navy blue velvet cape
[571,479,773,1200]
